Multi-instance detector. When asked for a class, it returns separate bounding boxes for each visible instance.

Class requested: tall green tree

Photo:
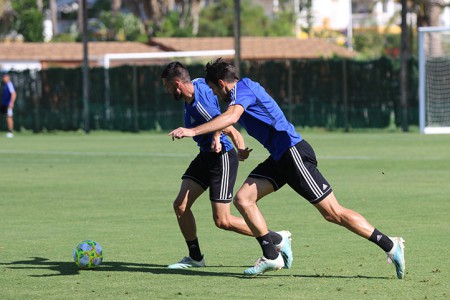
[11,0,44,42]
[198,0,294,37]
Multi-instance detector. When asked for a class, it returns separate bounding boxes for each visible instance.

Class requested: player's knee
[213,217,232,230]
[173,200,187,217]
[233,192,251,209]
[322,211,343,224]
[233,197,245,211]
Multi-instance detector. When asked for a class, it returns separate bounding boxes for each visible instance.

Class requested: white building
[257,0,450,34]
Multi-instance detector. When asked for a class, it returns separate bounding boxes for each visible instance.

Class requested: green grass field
[1,131,449,299]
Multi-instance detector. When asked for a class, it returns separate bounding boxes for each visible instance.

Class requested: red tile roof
[0,37,355,69]
[0,42,162,61]
[149,37,356,60]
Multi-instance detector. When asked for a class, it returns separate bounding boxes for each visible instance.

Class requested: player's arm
[9,92,16,108]
[169,105,244,139]
[222,126,252,161]
[8,85,16,108]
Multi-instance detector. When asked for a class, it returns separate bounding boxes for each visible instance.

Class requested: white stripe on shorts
[289,147,323,199]
[220,151,230,200]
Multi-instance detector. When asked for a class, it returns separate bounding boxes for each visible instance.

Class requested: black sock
[268,230,282,245]
[186,238,203,261]
[369,229,394,252]
[256,233,278,260]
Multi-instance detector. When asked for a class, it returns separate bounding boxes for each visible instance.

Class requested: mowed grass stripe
[0,131,449,299]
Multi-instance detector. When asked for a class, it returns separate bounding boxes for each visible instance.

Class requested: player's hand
[169,127,195,140]
[211,139,222,153]
[238,147,252,161]
[211,132,222,153]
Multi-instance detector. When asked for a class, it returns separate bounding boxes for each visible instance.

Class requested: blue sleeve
[7,82,15,93]
[230,79,257,111]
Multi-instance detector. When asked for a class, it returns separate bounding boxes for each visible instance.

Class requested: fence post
[132,66,139,132]
[342,59,349,132]
[287,60,293,123]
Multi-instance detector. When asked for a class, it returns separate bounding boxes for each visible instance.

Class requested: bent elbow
[229,114,240,125]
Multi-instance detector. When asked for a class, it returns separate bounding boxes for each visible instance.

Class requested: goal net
[418,27,450,134]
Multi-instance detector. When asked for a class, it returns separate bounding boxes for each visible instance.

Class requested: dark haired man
[169,58,405,278]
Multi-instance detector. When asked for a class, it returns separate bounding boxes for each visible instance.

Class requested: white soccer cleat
[243,254,284,276]
[275,230,293,269]
[6,132,14,138]
[386,237,405,279]
[167,256,206,269]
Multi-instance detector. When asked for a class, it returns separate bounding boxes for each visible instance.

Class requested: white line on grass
[2,149,446,160]
[0,150,192,157]
[0,149,370,159]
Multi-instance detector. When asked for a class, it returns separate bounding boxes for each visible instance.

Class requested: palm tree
[175,0,205,35]
[0,0,14,35]
[49,0,58,35]
[416,0,444,56]
[112,0,122,16]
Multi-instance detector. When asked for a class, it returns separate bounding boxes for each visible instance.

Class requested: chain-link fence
[1,58,418,132]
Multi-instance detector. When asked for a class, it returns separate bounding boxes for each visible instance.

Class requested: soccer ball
[73,240,103,269]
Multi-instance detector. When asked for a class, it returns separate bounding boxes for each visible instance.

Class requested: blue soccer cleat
[386,237,405,279]
[276,230,293,269]
[243,254,284,276]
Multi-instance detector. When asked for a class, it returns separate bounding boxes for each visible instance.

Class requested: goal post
[418,26,450,134]
[100,50,235,123]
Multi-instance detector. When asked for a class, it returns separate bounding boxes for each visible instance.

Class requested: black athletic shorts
[0,104,7,114]
[249,140,332,204]
[182,148,238,203]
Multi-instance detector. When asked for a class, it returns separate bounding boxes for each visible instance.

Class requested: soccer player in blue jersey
[1,73,16,138]
[161,62,292,269]
[169,58,405,278]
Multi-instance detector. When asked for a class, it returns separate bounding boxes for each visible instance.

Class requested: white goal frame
[418,26,450,134]
[101,49,235,69]
[99,49,235,121]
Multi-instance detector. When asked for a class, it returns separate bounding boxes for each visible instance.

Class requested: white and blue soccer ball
[73,240,103,269]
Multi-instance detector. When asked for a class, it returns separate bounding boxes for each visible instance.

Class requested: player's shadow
[0,257,244,278]
[0,257,390,280]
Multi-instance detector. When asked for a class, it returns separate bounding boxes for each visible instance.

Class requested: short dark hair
[161,61,191,83]
[205,58,239,86]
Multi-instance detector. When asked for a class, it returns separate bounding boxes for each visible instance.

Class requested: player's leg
[209,148,254,236]
[234,177,285,275]
[6,108,14,137]
[314,192,375,237]
[174,178,205,241]
[314,193,405,278]
[211,196,292,268]
[233,177,274,237]
[167,178,206,269]
[210,201,253,236]
[289,140,405,278]
[169,152,209,269]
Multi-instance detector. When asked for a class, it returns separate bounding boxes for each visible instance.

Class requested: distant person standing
[1,73,16,138]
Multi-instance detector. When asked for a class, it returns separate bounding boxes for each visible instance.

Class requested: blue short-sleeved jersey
[186,78,233,152]
[2,81,15,106]
[229,78,302,161]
